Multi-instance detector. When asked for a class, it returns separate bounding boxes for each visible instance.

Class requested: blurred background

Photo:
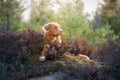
[0,0,120,44]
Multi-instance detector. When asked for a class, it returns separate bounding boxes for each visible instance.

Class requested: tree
[28,0,55,29]
[55,0,89,39]
[0,0,23,31]
[92,0,120,35]
[30,0,38,19]
[102,0,120,35]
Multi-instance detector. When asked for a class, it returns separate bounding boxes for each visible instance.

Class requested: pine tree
[56,0,88,39]
[92,0,120,35]
[102,0,120,35]
[0,0,23,31]
[29,0,54,26]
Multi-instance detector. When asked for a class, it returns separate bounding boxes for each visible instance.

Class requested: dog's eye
[55,26,58,29]
[53,26,58,30]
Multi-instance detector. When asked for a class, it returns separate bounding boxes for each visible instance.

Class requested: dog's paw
[39,56,46,62]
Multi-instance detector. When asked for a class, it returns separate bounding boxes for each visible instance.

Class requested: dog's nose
[60,30,64,34]
[59,28,63,32]
[59,28,64,34]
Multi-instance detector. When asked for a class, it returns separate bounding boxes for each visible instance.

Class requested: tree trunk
[5,12,10,31]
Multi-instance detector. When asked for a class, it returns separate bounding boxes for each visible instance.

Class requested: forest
[0,0,120,80]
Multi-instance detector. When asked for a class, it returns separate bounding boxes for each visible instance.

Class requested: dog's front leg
[56,36,62,48]
[56,36,62,44]
[39,43,50,62]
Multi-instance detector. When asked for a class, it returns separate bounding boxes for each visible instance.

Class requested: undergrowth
[0,30,120,80]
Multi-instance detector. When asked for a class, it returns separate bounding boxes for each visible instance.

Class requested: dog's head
[43,22,63,36]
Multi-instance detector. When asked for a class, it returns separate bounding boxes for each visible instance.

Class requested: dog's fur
[39,22,63,61]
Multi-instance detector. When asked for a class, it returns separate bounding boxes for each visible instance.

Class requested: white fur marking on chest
[51,37,56,43]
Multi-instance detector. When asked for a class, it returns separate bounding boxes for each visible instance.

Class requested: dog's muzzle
[59,29,64,35]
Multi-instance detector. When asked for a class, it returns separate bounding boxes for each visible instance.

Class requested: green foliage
[25,0,55,30]
[63,23,117,44]
[0,0,118,44]
[0,0,24,30]
[101,0,120,35]
[92,0,120,40]
[86,23,117,44]
[92,24,116,44]
[25,0,117,44]
[54,0,88,40]
[61,15,89,40]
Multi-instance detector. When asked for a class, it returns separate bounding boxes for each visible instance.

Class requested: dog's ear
[42,23,50,32]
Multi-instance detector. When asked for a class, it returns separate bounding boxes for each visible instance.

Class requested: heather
[0,30,120,80]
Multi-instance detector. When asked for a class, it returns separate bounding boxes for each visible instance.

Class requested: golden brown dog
[39,22,63,61]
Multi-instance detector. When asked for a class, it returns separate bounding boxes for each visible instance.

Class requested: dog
[39,22,63,61]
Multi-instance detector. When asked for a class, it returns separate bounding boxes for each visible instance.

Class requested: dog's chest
[51,37,56,43]
[45,33,56,43]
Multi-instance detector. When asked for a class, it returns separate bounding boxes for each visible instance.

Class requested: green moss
[47,61,64,72]
[59,52,101,67]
